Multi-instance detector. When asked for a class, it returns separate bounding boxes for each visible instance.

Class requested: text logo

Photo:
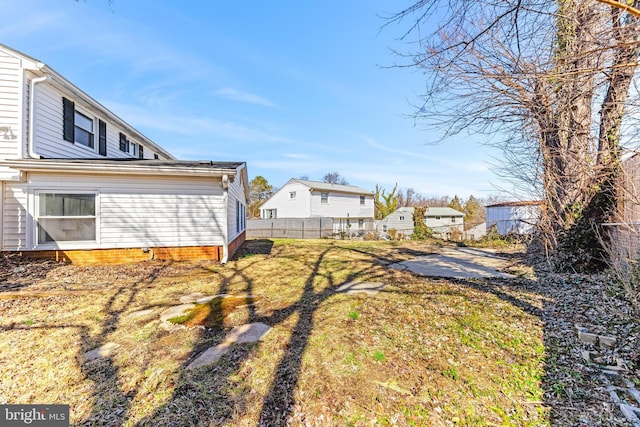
[0,405,69,426]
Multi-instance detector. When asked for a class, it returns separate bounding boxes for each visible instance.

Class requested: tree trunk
[555,3,639,270]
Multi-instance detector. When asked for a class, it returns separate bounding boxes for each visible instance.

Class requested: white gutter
[221,174,229,264]
[3,160,235,177]
[28,74,50,159]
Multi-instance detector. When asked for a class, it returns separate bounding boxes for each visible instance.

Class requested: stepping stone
[159,303,195,323]
[128,309,154,318]
[179,292,229,304]
[225,322,272,344]
[179,292,206,304]
[336,281,386,295]
[85,342,120,361]
[186,342,233,370]
[186,322,272,370]
[196,294,228,304]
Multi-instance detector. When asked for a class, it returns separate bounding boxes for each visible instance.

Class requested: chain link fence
[247,218,377,239]
[247,218,335,239]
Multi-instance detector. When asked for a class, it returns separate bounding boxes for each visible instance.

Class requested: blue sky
[1,0,508,199]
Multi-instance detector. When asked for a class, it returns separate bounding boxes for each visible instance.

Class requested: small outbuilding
[485,201,543,235]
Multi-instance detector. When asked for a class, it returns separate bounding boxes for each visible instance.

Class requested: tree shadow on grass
[75,242,638,425]
[0,264,173,426]
[75,265,170,426]
[134,240,392,426]
[385,259,632,426]
[11,240,610,425]
[231,239,275,259]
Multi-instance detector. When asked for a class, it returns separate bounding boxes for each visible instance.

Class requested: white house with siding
[259,179,374,232]
[485,201,543,235]
[0,43,248,263]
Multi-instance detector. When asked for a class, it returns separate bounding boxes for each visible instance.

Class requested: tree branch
[596,0,640,18]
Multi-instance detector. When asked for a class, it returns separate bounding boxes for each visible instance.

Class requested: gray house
[378,206,465,240]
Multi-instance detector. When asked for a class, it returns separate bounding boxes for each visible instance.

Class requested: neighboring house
[378,207,415,238]
[486,201,543,235]
[378,206,465,239]
[425,207,465,237]
[464,222,487,241]
[259,179,374,233]
[0,43,248,264]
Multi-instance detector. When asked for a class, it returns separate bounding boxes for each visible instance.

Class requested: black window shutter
[138,145,144,159]
[98,120,107,156]
[62,97,75,143]
[119,133,127,152]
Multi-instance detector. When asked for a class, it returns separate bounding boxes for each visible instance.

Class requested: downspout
[221,174,229,264]
[28,75,50,159]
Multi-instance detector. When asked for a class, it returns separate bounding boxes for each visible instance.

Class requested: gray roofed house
[291,179,372,195]
[378,206,465,240]
[258,178,375,234]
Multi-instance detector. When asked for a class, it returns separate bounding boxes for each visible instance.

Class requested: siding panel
[310,191,373,219]
[0,50,21,162]
[3,184,27,249]
[260,181,312,218]
[227,167,247,241]
[5,173,226,250]
[31,83,159,160]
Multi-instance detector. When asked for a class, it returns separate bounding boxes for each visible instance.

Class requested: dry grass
[0,239,551,426]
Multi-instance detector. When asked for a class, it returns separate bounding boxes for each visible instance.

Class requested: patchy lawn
[0,239,636,426]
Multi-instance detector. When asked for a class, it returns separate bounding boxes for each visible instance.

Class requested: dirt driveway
[389,245,515,279]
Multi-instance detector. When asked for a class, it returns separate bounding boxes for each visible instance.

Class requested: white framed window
[383,224,388,232]
[321,192,329,204]
[360,196,365,205]
[63,97,106,155]
[435,216,441,220]
[290,191,296,199]
[118,133,144,158]
[74,110,94,148]
[264,208,277,219]
[399,216,405,221]
[451,217,456,223]
[236,201,246,233]
[358,219,364,229]
[36,192,97,245]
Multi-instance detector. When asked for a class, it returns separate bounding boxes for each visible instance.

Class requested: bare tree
[322,172,349,185]
[386,0,640,271]
[398,187,429,207]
